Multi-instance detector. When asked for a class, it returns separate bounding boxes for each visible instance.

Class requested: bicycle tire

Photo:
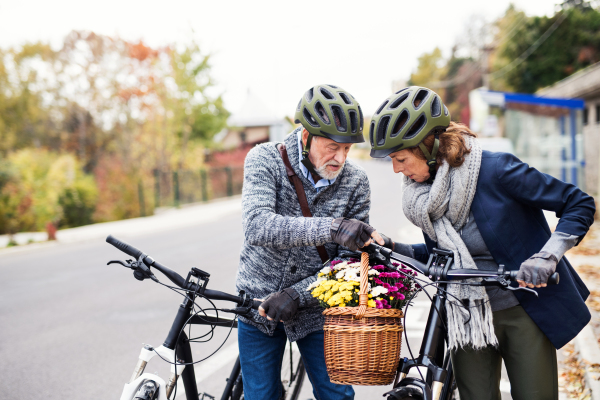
[286,358,305,400]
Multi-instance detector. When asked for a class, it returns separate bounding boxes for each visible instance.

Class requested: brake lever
[506,285,539,297]
[107,259,134,268]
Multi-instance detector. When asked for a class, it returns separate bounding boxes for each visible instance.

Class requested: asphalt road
[0,159,511,399]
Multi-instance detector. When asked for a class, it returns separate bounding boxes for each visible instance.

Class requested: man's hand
[379,233,395,251]
[258,288,300,322]
[517,252,558,288]
[330,218,384,251]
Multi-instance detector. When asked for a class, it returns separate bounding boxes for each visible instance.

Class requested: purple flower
[373,265,385,271]
[395,282,404,289]
[392,262,400,267]
[383,282,391,289]
[375,300,383,309]
[396,293,405,300]
[349,258,359,263]
[373,278,383,285]
[388,286,398,293]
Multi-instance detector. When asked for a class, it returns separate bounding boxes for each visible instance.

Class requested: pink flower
[383,282,391,289]
[375,300,383,309]
[396,293,405,300]
[373,278,383,285]
[373,265,385,271]
[392,262,400,267]
[388,286,398,293]
[349,258,359,263]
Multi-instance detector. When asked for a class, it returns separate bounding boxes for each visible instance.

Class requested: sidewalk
[0,196,242,254]
[560,223,600,400]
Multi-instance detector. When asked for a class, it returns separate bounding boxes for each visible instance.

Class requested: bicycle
[361,243,559,400]
[105,235,306,400]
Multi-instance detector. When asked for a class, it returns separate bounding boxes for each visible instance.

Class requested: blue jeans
[238,320,355,400]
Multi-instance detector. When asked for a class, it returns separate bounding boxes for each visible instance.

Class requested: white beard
[316,160,344,180]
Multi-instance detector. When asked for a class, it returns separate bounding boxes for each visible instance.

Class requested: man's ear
[302,128,309,147]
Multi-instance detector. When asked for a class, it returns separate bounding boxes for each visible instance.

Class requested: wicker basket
[323,252,403,386]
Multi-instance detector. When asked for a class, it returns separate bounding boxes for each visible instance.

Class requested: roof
[475,88,584,109]
[537,61,600,100]
[228,89,283,127]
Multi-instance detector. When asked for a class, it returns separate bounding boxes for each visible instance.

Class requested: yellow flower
[340,302,346,307]
[390,296,394,300]
[323,291,333,302]
[318,273,324,277]
[368,294,372,298]
[355,289,359,292]
[368,299,376,308]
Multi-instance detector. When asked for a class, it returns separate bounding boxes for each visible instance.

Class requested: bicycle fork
[387,293,450,400]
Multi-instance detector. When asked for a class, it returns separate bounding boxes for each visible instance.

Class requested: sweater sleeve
[241,145,333,249]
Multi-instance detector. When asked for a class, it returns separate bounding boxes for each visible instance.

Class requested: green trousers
[450,305,558,400]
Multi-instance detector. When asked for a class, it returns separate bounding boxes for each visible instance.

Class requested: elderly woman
[368,86,595,400]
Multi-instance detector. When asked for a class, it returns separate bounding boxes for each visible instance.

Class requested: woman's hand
[516,252,559,288]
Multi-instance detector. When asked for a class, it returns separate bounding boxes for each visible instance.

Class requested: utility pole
[481,44,495,89]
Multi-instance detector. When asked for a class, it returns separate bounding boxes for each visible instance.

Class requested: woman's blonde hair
[409,121,477,168]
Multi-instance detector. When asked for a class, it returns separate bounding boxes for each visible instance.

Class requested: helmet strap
[418,135,440,184]
[301,133,320,176]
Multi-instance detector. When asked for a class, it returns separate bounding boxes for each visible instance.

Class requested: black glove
[259,288,300,322]
[380,234,395,250]
[330,217,375,251]
[517,252,558,287]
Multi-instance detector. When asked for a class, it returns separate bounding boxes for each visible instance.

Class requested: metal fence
[149,166,244,211]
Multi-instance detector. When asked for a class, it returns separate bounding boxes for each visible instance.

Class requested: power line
[490,12,568,79]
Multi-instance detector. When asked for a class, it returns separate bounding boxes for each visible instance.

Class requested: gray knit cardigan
[236,129,371,341]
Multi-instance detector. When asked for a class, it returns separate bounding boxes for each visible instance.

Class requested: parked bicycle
[105,235,306,400]
[362,243,559,400]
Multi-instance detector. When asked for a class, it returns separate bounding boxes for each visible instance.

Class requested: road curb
[574,324,600,400]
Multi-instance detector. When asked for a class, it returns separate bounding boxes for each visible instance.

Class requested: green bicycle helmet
[294,84,364,175]
[369,86,450,180]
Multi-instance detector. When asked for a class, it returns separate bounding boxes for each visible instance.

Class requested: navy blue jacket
[412,151,596,349]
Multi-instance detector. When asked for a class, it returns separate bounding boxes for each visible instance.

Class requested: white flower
[343,268,360,282]
[371,286,388,297]
[333,261,348,271]
[368,269,380,276]
[320,266,332,275]
[306,276,327,291]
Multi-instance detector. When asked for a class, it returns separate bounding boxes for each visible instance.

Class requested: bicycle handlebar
[106,235,260,310]
[364,243,559,286]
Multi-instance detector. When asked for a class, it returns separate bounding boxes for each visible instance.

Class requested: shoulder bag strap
[277,144,330,264]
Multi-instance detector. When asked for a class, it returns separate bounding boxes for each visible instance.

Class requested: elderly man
[235,84,382,400]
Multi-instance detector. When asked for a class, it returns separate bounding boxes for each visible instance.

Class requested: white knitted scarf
[402,137,497,350]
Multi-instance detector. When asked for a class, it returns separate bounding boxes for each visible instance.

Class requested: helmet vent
[315,101,330,124]
[327,84,338,89]
[320,88,335,100]
[339,92,353,105]
[349,110,358,133]
[303,107,319,127]
[395,87,409,95]
[389,93,409,110]
[431,96,441,117]
[331,105,347,132]
[404,114,427,140]
[444,105,449,116]
[413,89,429,109]
[306,88,314,102]
[369,121,375,147]
[376,100,389,115]
[297,99,302,111]
[391,110,409,138]
[376,115,391,146]
[358,106,364,130]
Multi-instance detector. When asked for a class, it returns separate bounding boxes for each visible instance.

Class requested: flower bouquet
[310,252,418,386]
[308,258,418,310]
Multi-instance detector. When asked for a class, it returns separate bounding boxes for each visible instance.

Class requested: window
[583,107,589,125]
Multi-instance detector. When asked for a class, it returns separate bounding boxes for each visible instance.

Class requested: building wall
[220,126,270,149]
[583,98,600,195]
